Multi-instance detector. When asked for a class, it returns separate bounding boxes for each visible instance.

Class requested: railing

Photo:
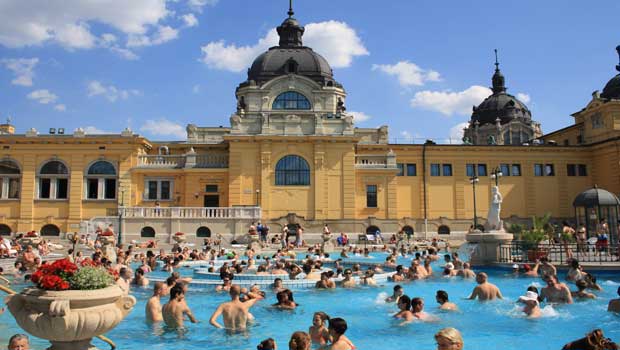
[136,154,228,169]
[118,206,260,219]
[498,241,619,264]
[355,155,397,169]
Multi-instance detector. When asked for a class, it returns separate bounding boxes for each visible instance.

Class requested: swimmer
[132,268,149,287]
[393,295,414,322]
[327,317,356,350]
[145,282,164,323]
[162,284,198,328]
[289,331,311,350]
[241,284,266,301]
[517,291,541,318]
[436,290,458,311]
[340,269,356,288]
[522,262,540,277]
[273,289,297,309]
[538,257,557,279]
[411,297,435,321]
[256,338,276,350]
[361,269,377,286]
[540,275,573,304]
[390,265,406,282]
[510,264,520,276]
[385,285,404,303]
[7,334,29,350]
[309,311,331,345]
[273,278,286,293]
[572,279,596,300]
[608,286,620,313]
[435,328,463,350]
[457,262,476,279]
[215,278,232,292]
[466,272,503,301]
[209,285,259,331]
[316,272,336,289]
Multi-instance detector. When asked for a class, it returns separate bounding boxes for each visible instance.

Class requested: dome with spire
[243,1,339,88]
[600,45,620,100]
[470,50,532,126]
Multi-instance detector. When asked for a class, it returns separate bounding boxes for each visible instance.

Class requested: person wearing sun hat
[511,264,520,276]
[518,290,541,318]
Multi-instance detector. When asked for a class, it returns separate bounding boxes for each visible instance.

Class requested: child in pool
[309,311,331,345]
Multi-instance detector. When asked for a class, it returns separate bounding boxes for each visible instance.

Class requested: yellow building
[0,11,619,244]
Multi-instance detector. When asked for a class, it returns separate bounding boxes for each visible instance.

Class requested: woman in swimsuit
[393,295,414,322]
[327,317,356,350]
[309,311,331,345]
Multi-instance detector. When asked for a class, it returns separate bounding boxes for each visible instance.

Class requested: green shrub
[69,266,114,290]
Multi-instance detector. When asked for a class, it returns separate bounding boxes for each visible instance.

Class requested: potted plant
[518,214,553,261]
[6,258,135,350]
[19,231,41,247]
[98,230,115,245]
[173,231,186,243]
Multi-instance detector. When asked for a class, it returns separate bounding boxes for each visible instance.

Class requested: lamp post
[118,187,125,247]
[490,167,503,186]
[255,189,260,207]
[469,176,479,230]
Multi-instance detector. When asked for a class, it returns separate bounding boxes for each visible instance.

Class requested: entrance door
[204,195,219,207]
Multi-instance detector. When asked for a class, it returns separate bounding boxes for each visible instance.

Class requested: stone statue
[230,114,241,130]
[487,135,496,145]
[462,136,472,145]
[486,186,504,232]
[236,96,246,114]
[336,97,346,113]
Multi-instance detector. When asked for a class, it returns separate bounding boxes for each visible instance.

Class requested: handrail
[498,241,619,264]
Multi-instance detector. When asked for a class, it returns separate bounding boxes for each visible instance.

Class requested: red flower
[80,258,100,267]
[175,232,184,236]
[100,232,114,237]
[40,275,69,290]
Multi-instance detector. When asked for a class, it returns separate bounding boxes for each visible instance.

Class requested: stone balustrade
[355,153,397,169]
[136,154,228,169]
[118,206,261,219]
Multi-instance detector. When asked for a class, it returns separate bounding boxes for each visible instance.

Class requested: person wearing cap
[510,264,520,276]
[518,291,541,318]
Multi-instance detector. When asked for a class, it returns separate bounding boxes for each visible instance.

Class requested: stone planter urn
[99,235,115,246]
[6,285,136,350]
[172,234,186,244]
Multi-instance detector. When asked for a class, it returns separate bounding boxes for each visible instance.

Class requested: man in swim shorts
[209,285,259,331]
[540,275,573,304]
[466,272,503,301]
[162,284,198,328]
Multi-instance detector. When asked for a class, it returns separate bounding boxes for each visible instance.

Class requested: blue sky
[0,0,619,143]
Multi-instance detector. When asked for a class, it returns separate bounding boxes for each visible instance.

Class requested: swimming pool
[1,252,619,349]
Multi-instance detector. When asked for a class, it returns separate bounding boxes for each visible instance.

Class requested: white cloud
[372,60,441,87]
[83,126,107,134]
[140,118,186,139]
[348,111,372,123]
[181,13,198,27]
[54,104,66,111]
[188,0,219,12]
[516,92,531,104]
[87,80,141,102]
[127,25,179,47]
[449,122,469,143]
[27,89,58,104]
[1,58,39,86]
[410,85,491,116]
[200,21,368,72]
[0,1,170,49]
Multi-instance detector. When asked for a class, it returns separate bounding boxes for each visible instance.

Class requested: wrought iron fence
[499,241,619,264]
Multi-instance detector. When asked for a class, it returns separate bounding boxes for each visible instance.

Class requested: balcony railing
[118,206,260,219]
[355,155,397,169]
[136,154,228,169]
[498,241,619,264]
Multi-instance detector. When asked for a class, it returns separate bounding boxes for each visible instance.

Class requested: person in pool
[608,286,620,313]
[289,331,311,350]
[7,334,29,350]
[434,328,463,350]
[517,291,541,318]
[273,289,297,310]
[385,285,404,303]
[457,262,475,279]
[572,279,596,300]
[436,290,458,311]
[145,282,164,323]
[393,295,414,322]
[257,338,277,350]
[162,284,198,328]
[209,285,259,331]
[316,272,336,289]
[273,278,286,293]
[309,311,331,345]
[540,275,573,304]
[325,317,355,350]
[339,269,356,288]
[390,265,406,282]
[411,297,437,321]
[466,272,503,301]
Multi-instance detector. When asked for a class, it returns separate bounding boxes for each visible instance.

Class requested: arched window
[141,226,156,237]
[38,160,69,199]
[275,155,310,186]
[437,225,451,235]
[272,91,311,110]
[0,224,11,236]
[196,226,211,237]
[41,224,60,236]
[85,161,117,200]
[402,225,414,237]
[366,225,380,235]
[0,159,20,199]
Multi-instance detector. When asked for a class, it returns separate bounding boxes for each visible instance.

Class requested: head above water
[328,317,348,336]
[476,272,488,284]
[435,327,463,349]
[436,290,449,303]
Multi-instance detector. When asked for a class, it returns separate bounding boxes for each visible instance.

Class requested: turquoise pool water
[1,253,619,349]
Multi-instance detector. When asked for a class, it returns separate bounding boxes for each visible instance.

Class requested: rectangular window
[87,178,99,199]
[56,178,68,199]
[477,164,487,177]
[567,164,576,177]
[205,185,218,192]
[545,164,555,176]
[442,164,452,176]
[500,164,510,177]
[466,164,475,177]
[104,179,116,199]
[366,185,377,208]
[147,181,158,200]
[40,178,51,198]
[160,181,171,200]
[7,178,19,199]
[511,164,521,176]
[431,164,440,177]
[578,164,587,176]
[534,164,544,177]
[396,163,404,176]
[406,164,417,176]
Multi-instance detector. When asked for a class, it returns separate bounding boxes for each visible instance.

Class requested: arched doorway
[0,224,11,236]
[141,226,156,238]
[402,225,414,238]
[437,225,451,235]
[196,226,211,237]
[41,224,60,236]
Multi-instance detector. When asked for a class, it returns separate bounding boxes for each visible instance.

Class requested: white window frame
[36,160,70,200]
[0,175,20,199]
[143,178,174,201]
[84,161,117,200]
